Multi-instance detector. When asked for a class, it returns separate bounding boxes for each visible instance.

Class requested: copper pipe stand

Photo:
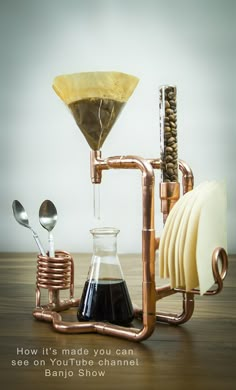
[32,152,228,342]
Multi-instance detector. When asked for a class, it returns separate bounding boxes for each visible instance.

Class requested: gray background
[0,0,235,253]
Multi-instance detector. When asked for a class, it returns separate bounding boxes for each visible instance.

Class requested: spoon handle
[32,230,47,257]
[48,231,55,257]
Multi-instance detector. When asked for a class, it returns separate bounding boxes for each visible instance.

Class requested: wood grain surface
[0,253,235,390]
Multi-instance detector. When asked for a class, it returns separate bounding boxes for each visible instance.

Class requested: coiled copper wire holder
[33,155,228,341]
[35,250,78,311]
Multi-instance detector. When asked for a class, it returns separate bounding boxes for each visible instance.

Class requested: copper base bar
[33,246,228,338]
[32,151,228,341]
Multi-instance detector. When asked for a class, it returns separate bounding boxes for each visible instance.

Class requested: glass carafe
[77,227,134,325]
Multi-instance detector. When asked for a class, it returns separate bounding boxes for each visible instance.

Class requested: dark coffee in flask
[78,278,134,325]
[77,227,134,326]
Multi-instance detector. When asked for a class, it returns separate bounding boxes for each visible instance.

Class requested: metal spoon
[12,200,46,256]
[39,200,57,257]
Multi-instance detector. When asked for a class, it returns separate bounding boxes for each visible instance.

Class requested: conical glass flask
[78,227,134,325]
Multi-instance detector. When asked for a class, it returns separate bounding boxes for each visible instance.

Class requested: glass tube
[159,85,178,182]
[93,183,100,220]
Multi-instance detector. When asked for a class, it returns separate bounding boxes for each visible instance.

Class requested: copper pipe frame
[33,153,156,341]
[33,152,228,341]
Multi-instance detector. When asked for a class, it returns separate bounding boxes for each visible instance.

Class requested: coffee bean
[168,92,175,99]
[167,168,174,176]
[167,137,175,145]
[166,155,173,162]
[166,108,174,115]
[164,132,172,140]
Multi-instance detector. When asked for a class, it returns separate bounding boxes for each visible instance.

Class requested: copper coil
[37,252,73,290]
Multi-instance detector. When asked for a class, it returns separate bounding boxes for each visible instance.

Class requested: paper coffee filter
[53,71,139,104]
[159,181,227,295]
[167,190,194,287]
[183,181,218,292]
[175,182,208,288]
[159,188,194,278]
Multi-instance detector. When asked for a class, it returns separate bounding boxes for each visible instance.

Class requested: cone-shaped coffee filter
[53,71,139,150]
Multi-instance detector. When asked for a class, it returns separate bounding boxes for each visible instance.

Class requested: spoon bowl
[39,201,57,232]
[39,200,57,257]
[12,200,30,228]
[12,200,46,256]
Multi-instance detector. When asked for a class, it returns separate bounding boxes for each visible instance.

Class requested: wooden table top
[0,252,235,390]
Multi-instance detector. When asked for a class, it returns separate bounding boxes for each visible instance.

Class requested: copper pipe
[158,161,193,224]
[154,268,195,325]
[178,159,194,194]
[156,247,228,299]
[90,151,152,181]
[90,154,193,194]
[154,237,160,250]
[32,149,228,340]
[153,245,228,324]
[90,150,107,183]
[33,309,145,339]
[149,158,161,170]
[175,246,229,296]
[156,292,195,325]
[34,152,156,341]
[156,284,177,300]
[33,243,228,333]
[90,152,156,341]
[135,287,195,325]
[211,247,228,291]
[150,159,193,223]
[159,181,180,223]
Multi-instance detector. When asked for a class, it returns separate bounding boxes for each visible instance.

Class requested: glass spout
[93,183,100,219]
